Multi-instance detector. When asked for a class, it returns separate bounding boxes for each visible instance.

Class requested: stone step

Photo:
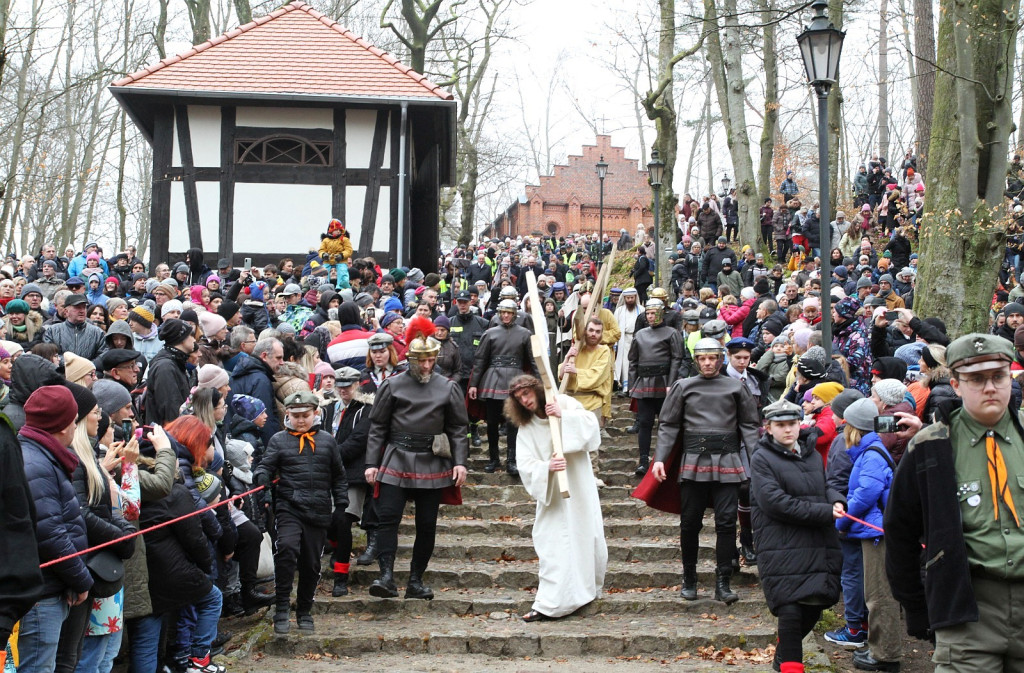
[465,456,642,472]
[461,483,634,502]
[330,560,760,590]
[399,516,681,539]
[372,534,713,563]
[463,470,642,487]
[311,585,768,618]
[261,611,776,658]
[438,499,649,519]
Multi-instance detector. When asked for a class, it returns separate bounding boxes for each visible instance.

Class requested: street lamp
[797,0,845,359]
[647,149,665,287]
[720,174,731,197]
[596,155,608,263]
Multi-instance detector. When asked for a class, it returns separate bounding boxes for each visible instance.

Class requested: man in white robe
[612,288,641,394]
[505,375,607,620]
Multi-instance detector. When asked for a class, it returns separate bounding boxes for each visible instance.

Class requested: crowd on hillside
[1,147,1024,673]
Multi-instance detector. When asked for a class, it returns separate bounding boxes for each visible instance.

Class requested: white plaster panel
[345,186,366,251]
[235,106,333,129]
[233,183,332,254]
[197,182,221,252]
[171,110,180,167]
[188,106,221,167]
[346,110,380,169]
[374,186,391,251]
[169,182,186,251]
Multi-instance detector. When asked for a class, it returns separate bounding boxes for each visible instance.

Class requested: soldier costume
[654,337,761,604]
[629,298,684,476]
[471,299,537,475]
[633,287,684,332]
[448,289,489,446]
[364,317,469,600]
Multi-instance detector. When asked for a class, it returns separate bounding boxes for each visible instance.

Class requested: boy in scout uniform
[886,333,1024,673]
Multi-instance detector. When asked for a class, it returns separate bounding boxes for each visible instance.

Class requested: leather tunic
[628,324,684,398]
[470,322,536,399]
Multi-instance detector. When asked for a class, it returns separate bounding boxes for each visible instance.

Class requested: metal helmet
[693,337,725,356]
[578,280,595,295]
[406,334,441,360]
[649,287,669,301]
[499,286,519,300]
[644,298,665,325]
[644,298,665,311]
[701,319,729,340]
[497,299,519,313]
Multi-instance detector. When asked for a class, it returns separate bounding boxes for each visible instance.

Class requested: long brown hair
[503,375,544,428]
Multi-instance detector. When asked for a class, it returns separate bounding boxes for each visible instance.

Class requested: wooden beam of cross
[558,244,616,394]
[525,269,570,499]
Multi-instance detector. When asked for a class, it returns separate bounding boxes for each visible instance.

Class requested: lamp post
[720,174,731,197]
[596,155,608,263]
[647,149,665,287]
[797,0,845,358]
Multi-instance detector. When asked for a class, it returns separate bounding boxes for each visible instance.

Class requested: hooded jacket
[231,354,281,445]
[145,346,192,425]
[4,310,44,347]
[836,431,892,539]
[185,247,211,287]
[5,354,65,430]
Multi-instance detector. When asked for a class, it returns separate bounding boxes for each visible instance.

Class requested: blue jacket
[230,355,280,446]
[837,431,893,539]
[67,254,109,280]
[20,434,92,598]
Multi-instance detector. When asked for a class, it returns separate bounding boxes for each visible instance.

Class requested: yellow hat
[812,382,844,405]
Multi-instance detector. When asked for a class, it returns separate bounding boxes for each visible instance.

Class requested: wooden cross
[525,270,570,499]
[558,243,617,394]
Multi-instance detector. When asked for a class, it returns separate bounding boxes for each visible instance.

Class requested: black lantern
[796,0,846,95]
[596,155,608,262]
[647,150,664,188]
[720,174,731,196]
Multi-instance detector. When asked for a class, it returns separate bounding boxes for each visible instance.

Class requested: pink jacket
[720,298,754,337]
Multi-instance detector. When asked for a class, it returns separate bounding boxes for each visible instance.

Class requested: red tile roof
[111,1,452,101]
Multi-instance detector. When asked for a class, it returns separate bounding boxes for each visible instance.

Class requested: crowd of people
[0,164,1022,673]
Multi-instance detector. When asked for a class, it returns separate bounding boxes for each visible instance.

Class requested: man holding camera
[886,333,1024,672]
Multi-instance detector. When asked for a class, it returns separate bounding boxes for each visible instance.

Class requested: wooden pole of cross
[524,269,570,499]
[558,244,617,394]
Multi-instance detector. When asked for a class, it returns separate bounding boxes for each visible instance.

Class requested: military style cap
[947,333,1014,373]
[702,319,729,340]
[284,390,319,409]
[367,332,395,350]
[682,309,701,325]
[725,337,756,353]
[333,366,361,386]
[763,398,803,422]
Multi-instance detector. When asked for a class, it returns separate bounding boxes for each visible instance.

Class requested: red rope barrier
[40,480,273,569]
[840,511,885,534]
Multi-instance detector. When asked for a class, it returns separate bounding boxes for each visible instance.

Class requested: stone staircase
[236,397,791,670]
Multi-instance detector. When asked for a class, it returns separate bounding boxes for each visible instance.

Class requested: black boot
[506,445,518,477]
[332,574,349,597]
[739,527,757,566]
[405,563,434,600]
[484,447,500,473]
[241,585,275,615]
[356,531,378,565]
[715,567,739,605]
[679,567,698,601]
[626,420,639,434]
[369,554,398,598]
[221,592,244,618]
[471,425,482,448]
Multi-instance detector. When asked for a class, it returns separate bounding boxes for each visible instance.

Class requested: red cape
[631,443,682,515]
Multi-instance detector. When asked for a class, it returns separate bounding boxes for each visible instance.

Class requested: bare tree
[912,0,935,169]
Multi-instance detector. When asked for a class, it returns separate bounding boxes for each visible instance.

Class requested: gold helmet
[405,316,441,360]
[649,287,669,302]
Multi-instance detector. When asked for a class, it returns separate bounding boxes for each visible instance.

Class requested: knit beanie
[406,267,424,284]
[63,352,96,384]
[217,300,240,322]
[434,314,451,329]
[871,356,908,382]
[129,305,155,328]
[389,268,406,283]
[894,342,926,367]
[161,299,183,316]
[92,378,133,417]
[24,385,78,433]
[843,398,879,433]
[158,318,193,347]
[811,382,844,405]
[194,470,222,505]
[197,364,229,390]
[313,360,335,379]
[230,394,266,422]
[423,272,441,288]
[831,389,865,421]
[380,312,401,329]
[66,382,98,422]
[384,297,403,313]
[873,379,908,407]
[20,283,43,299]
[834,296,862,319]
[5,299,28,314]
[198,311,227,338]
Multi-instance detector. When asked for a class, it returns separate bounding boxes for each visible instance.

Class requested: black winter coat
[0,419,41,635]
[71,452,136,561]
[140,483,213,615]
[253,428,348,528]
[750,430,844,614]
[630,255,652,285]
[923,378,957,424]
[145,347,192,425]
[327,394,373,484]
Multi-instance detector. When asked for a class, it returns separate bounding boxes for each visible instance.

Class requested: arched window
[235,135,332,166]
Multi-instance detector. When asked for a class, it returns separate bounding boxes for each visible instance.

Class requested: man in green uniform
[886,333,1024,673]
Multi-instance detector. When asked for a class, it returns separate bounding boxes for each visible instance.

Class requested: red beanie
[24,385,78,434]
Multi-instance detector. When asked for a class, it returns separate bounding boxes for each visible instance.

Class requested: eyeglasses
[957,372,1011,390]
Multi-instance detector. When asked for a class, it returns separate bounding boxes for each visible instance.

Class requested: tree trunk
[913,0,936,169]
[186,0,212,44]
[234,0,251,24]
[653,0,678,289]
[755,0,778,205]
[381,0,449,75]
[154,0,169,58]
[704,0,759,246]
[877,0,890,161]
[915,0,1017,336]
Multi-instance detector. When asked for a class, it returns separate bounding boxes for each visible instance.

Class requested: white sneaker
[187,656,225,673]
[594,477,606,488]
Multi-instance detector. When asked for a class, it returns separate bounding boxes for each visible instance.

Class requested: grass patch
[814,608,843,634]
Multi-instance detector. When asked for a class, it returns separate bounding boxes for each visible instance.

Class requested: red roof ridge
[111,0,450,100]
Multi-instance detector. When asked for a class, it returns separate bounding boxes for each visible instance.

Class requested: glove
[254,472,270,488]
[905,609,933,643]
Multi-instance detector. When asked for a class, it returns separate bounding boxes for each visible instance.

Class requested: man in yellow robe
[560,317,613,436]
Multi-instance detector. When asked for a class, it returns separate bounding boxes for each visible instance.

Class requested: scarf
[290,430,317,453]
[986,435,1021,526]
[20,424,79,476]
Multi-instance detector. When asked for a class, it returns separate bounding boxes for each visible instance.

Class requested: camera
[121,420,133,439]
[874,415,899,434]
[884,311,899,322]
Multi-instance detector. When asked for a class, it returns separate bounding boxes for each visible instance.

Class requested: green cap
[284,390,319,409]
[763,398,803,422]
[946,333,1014,374]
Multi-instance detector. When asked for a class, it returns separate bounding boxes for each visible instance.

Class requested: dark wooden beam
[359,110,390,257]
[389,107,401,269]
[174,105,202,249]
[149,109,174,265]
[163,166,390,185]
[332,109,346,220]
[219,106,236,259]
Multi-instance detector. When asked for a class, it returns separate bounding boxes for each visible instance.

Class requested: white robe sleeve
[515,419,555,506]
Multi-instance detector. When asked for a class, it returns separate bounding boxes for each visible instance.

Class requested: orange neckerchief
[986,435,1021,527]
[291,430,317,453]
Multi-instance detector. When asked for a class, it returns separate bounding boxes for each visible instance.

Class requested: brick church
[489,135,654,241]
